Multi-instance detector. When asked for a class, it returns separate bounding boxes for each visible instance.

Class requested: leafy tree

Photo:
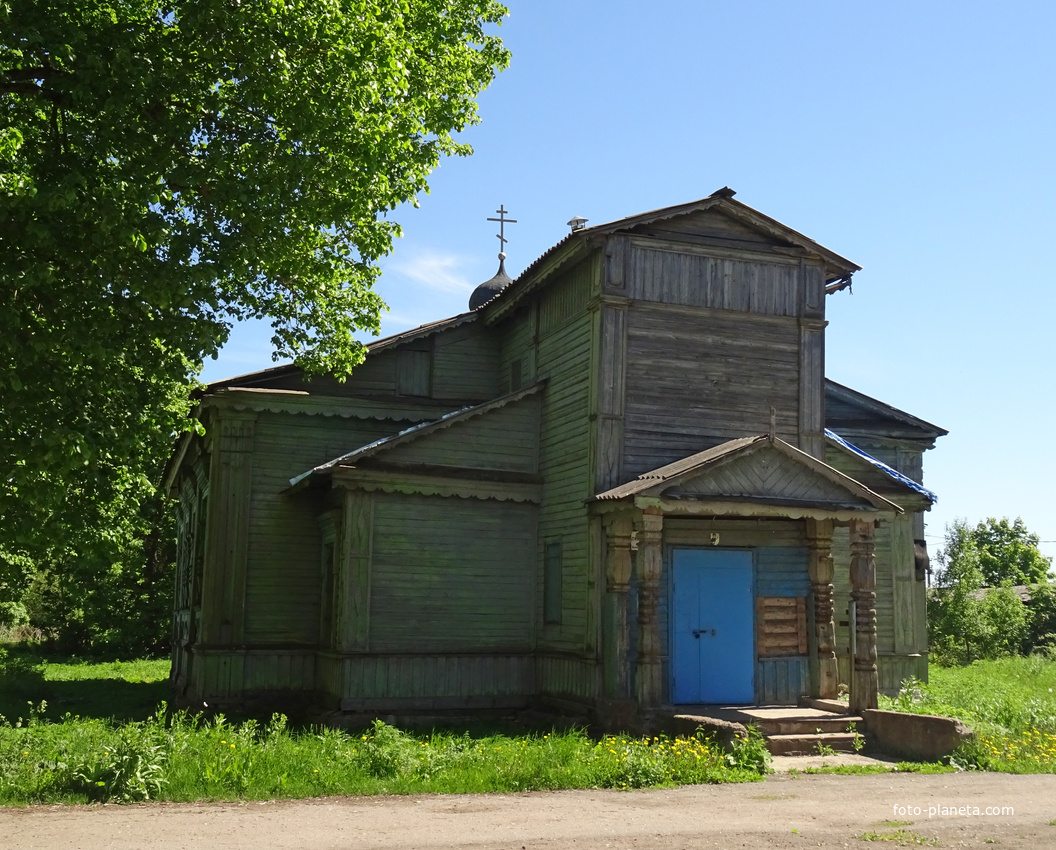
[971,517,1052,587]
[929,518,1051,665]
[1,1,509,636]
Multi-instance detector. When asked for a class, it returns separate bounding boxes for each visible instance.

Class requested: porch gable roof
[591,434,902,515]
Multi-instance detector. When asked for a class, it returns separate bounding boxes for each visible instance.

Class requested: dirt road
[3,772,1055,850]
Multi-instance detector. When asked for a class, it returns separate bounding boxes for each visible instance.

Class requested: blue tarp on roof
[824,428,937,503]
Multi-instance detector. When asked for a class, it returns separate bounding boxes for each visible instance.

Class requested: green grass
[0,647,170,723]
[882,656,1056,773]
[0,648,770,804]
[0,713,769,805]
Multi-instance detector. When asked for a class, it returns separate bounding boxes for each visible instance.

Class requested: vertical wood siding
[623,304,801,476]
[757,657,810,704]
[369,494,537,652]
[335,654,534,709]
[243,413,401,644]
[625,241,803,316]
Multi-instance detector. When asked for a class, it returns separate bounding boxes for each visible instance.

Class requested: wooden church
[165,188,946,725]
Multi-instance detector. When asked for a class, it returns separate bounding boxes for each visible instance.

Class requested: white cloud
[388,251,473,294]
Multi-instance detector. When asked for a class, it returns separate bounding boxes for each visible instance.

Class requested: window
[544,542,563,624]
[396,349,431,397]
[510,358,523,392]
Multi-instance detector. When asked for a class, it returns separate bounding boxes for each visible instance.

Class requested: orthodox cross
[487,205,517,257]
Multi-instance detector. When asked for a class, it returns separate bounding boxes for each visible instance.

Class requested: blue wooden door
[671,549,754,704]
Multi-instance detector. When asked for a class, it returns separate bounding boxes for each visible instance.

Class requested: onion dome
[469,252,513,311]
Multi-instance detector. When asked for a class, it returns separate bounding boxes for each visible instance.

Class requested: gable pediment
[662,443,873,508]
[593,435,900,517]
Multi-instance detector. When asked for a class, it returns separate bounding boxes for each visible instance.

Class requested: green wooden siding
[377,394,541,473]
[534,258,598,662]
[243,413,402,644]
[499,307,536,395]
[432,321,501,401]
[369,493,537,652]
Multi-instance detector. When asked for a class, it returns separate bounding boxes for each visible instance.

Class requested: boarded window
[510,358,523,392]
[544,542,563,624]
[396,349,431,397]
[755,596,807,658]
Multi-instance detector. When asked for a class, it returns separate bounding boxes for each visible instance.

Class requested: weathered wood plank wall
[623,304,801,476]
[379,395,541,473]
[243,413,400,644]
[332,654,534,711]
[531,257,599,699]
[368,493,536,652]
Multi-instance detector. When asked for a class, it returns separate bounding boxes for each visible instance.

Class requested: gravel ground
[3,771,1055,849]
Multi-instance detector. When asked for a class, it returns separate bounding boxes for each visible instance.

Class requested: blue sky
[202,1,1056,563]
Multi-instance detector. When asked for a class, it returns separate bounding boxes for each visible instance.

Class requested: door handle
[692,628,717,638]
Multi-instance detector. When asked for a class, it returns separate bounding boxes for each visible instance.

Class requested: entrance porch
[589,434,909,726]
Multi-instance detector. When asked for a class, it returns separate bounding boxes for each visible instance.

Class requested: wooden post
[602,514,634,700]
[806,519,839,699]
[634,508,664,707]
[849,519,879,712]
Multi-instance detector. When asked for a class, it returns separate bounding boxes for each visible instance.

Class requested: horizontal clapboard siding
[369,494,537,652]
[623,304,801,477]
[756,547,810,597]
[535,257,598,666]
[380,394,541,473]
[433,322,501,401]
[244,413,404,644]
[499,307,536,394]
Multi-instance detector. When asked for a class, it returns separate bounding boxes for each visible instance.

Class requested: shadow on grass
[0,676,170,723]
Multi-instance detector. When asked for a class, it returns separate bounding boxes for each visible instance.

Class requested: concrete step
[766,731,864,756]
[752,714,864,736]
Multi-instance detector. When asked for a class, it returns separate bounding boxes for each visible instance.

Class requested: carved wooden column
[634,508,664,707]
[806,518,839,699]
[602,515,634,701]
[849,519,879,712]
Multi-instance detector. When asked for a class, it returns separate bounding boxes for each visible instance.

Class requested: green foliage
[881,657,1056,774]
[0,654,768,804]
[972,517,1053,586]
[0,714,769,805]
[936,518,1052,589]
[928,518,1052,664]
[1,1,509,643]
